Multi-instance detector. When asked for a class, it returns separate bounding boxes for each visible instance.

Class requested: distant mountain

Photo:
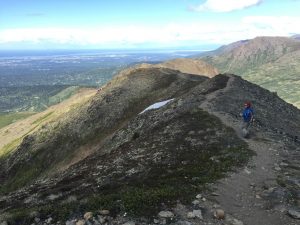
[197,36,300,108]
[292,34,300,40]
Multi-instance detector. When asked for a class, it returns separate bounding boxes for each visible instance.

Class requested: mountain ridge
[0,64,299,224]
[197,36,300,108]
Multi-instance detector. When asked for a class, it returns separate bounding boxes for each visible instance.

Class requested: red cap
[244,101,251,107]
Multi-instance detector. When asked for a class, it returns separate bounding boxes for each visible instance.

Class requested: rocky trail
[198,75,299,225]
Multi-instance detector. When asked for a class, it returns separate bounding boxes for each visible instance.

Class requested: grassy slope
[200,37,300,108]
[0,112,36,129]
[0,88,97,158]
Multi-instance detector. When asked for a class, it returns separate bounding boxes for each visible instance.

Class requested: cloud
[190,0,263,12]
[0,16,299,49]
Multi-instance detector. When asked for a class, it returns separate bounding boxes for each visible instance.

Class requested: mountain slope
[0,88,97,159]
[0,66,299,224]
[197,36,300,107]
[0,67,209,192]
[130,58,219,78]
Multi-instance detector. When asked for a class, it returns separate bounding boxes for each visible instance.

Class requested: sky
[1,0,300,50]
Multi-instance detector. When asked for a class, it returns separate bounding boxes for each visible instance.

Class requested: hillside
[0,85,80,113]
[0,88,97,159]
[197,36,300,108]
[128,58,219,78]
[0,67,299,225]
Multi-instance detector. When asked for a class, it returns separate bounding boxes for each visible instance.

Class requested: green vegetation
[0,138,22,158]
[0,112,36,129]
[199,37,300,108]
[48,86,80,105]
[0,85,78,113]
[32,112,54,125]
[3,141,253,223]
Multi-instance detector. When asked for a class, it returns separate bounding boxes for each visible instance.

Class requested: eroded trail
[200,75,298,225]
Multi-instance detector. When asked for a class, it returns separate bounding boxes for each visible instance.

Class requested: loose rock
[158,211,174,218]
[214,209,225,220]
[288,209,300,219]
[196,194,202,199]
[192,200,200,205]
[84,212,93,221]
[76,220,85,225]
[99,210,110,215]
[193,210,203,219]
[187,212,196,219]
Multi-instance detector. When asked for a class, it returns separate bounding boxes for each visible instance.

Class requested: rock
[76,220,86,225]
[66,220,76,225]
[34,217,41,223]
[0,221,8,225]
[288,209,300,219]
[202,197,206,202]
[158,211,174,218]
[274,166,281,171]
[244,168,251,174]
[122,222,135,225]
[196,194,202,199]
[160,218,167,225]
[213,204,221,208]
[46,217,53,224]
[280,162,288,167]
[193,209,203,219]
[99,210,110,215]
[153,219,160,224]
[214,209,225,220]
[188,131,195,135]
[211,192,220,196]
[192,200,200,205]
[255,194,261,199]
[250,183,256,187]
[84,212,93,220]
[97,215,106,224]
[186,212,196,219]
[187,209,202,219]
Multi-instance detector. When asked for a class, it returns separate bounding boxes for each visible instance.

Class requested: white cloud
[0,16,300,49]
[190,0,263,12]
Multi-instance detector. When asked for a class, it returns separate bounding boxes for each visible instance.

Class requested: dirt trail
[200,75,297,225]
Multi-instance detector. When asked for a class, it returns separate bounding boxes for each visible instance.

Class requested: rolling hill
[197,36,300,108]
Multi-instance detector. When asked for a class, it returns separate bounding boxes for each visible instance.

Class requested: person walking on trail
[241,101,254,138]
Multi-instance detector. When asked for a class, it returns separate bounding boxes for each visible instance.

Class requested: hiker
[241,101,254,137]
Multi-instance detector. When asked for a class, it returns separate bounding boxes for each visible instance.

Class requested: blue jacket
[243,107,254,122]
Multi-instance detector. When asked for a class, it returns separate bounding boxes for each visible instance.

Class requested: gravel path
[200,75,298,225]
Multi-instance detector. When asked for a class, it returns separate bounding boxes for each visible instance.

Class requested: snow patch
[140,99,174,114]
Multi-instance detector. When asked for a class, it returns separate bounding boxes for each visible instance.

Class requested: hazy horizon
[1,0,300,50]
